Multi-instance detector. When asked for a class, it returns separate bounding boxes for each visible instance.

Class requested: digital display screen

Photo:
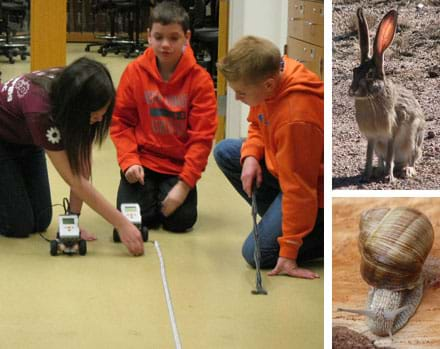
[125,206,137,212]
[62,218,75,224]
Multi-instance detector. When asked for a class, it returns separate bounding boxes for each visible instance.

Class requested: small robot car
[50,214,87,256]
[113,203,148,243]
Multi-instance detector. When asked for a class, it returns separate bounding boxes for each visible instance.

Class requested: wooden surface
[31,0,67,71]
[333,198,440,348]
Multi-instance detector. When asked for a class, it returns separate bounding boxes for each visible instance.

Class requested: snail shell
[339,207,434,337]
[359,207,434,291]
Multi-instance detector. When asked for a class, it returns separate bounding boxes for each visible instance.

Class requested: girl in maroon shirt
[0,57,144,256]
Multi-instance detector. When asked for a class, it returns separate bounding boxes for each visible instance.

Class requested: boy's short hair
[217,36,281,85]
[150,1,190,33]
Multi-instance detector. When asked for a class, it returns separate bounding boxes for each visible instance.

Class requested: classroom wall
[226,0,288,138]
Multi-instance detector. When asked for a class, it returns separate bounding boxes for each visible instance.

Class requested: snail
[338,207,436,337]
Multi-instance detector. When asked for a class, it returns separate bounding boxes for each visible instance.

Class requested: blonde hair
[217,36,281,84]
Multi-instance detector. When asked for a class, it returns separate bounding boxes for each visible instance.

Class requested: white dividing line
[153,240,182,349]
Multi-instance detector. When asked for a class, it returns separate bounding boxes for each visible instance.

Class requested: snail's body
[366,279,424,336]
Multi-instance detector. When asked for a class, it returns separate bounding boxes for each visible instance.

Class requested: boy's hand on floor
[161,180,191,217]
[125,165,145,185]
[268,257,320,279]
[241,156,262,197]
[79,227,97,241]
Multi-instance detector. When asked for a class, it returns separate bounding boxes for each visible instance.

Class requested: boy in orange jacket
[214,36,323,279]
[111,2,217,232]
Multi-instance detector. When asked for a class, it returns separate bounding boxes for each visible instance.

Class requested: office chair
[0,0,29,63]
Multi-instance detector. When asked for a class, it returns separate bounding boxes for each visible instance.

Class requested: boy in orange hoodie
[110,2,217,232]
[214,36,323,279]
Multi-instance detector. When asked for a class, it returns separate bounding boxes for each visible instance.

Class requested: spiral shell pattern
[359,207,434,291]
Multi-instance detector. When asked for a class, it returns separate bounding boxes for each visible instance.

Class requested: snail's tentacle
[337,307,376,318]
[384,305,409,321]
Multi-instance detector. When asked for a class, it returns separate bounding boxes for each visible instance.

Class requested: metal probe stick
[251,190,268,295]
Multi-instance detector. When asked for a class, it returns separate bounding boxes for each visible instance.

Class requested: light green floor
[0,44,323,349]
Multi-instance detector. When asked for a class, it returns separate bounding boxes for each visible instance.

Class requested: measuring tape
[152,240,182,349]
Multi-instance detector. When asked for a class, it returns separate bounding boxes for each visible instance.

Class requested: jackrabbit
[349,8,425,182]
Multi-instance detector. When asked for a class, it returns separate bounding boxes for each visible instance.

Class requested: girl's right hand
[118,222,144,256]
[125,165,145,185]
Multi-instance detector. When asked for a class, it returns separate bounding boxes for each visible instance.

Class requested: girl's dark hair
[150,1,190,33]
[28,57,115,175]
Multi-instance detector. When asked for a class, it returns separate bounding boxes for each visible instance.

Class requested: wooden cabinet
[287,0,324,80]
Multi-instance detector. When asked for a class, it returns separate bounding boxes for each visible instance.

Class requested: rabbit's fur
[349,9,425,182]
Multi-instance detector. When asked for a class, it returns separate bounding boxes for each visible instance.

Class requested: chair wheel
[101,48,107,57]
[85,46,90,52]
[124,52,130,59]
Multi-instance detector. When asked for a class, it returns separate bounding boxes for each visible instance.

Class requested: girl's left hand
[80,227,97,241]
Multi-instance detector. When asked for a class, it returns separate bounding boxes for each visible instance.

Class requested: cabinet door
[288,0,305,39]
[287,37,324,80]
[288,0,323,47]
[303,1,324,46]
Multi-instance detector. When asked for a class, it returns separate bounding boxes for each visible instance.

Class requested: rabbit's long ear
[373,10,398,78]
[357,8,370,63]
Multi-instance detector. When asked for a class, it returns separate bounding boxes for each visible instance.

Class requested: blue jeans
[0,141,52,238]
[214,138,324,268]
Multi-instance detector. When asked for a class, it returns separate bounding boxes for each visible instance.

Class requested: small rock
[428,68,439,78]
[427,131,435,139]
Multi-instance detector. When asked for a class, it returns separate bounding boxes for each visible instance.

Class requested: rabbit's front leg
[385,138,396,183]
[363,139,375,181]
[403,152,417,178]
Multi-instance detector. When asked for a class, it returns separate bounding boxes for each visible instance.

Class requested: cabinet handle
[296,58,312,63]
[292,57,309,63]
[312,7,324,15]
